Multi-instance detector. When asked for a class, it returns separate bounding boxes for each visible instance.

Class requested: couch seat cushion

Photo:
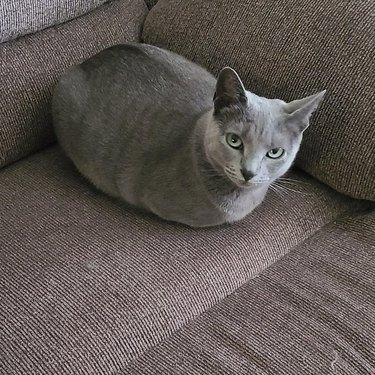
[0,146,368,374]
[0,0,147,169]
[125,210,375,374]
[143,0,375,200]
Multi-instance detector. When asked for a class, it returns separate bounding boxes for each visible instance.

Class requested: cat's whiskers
[224,167,240,179]
[272,180,311,195]
[278,177,310,186]
[268,184,285,198]
[200,167,227,178]
[274,185,300,195]
[276,180,302,188]
[252,178,270,183]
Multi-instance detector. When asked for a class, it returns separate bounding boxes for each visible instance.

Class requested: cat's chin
[230,178,265,190]
[230,178,268,190]
[238,182,254,189]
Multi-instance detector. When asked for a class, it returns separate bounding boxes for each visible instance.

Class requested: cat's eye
[266,148,285,159]
[226,133,243,149]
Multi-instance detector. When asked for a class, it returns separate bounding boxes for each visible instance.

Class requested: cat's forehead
[219,95,286,138]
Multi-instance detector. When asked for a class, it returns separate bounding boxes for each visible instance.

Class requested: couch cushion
[0,0,110,43]
[144,0,158,9]
[125,210,375,374]
[143,0,375,201]
[0,0,147,169]
[0,146,368,374]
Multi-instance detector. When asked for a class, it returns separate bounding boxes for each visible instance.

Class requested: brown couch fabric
[125,210,375,375]
[0,0,110,43]
[0,146,368,374]
[0,0,147,169]
[143,0,375,201]
[144,0,158,9]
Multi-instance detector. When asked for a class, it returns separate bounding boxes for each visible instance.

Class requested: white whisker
[272,181,311,195]
[278,177,310,186]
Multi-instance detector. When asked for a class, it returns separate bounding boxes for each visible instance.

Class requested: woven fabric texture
[0,146,367,374]
[144,0,158,9]
[0,0,110,43]
[125,210,375,374]
[143,0,375,200]
[0,0,147,169]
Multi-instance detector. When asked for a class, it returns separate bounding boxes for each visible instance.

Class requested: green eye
[266,148,285,159]
[226,133,243,149]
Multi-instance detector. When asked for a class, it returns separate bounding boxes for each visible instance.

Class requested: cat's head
[204,67,325,188]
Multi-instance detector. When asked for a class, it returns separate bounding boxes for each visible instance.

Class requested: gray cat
[52,43,325,227]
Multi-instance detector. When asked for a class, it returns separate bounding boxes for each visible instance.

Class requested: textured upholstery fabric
[0,0,147,169]
[0,0,110,43]
[144,0,158,9]
[125,210,375,375]
[0,146,368,374]
[143,0,375,200]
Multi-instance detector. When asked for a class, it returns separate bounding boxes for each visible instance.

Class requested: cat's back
[52,43,216,197]
[53,43,216,142]
[64,43,216,116]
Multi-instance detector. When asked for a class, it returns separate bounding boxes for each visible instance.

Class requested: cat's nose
[241,169,256,182]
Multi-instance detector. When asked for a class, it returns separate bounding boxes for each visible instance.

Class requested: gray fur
[52,43,325,227]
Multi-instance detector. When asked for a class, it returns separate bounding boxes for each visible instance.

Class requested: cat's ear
[214,67,247,115]
[284,90,326,132]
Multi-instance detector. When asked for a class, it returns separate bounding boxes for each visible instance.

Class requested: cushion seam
[120,206,370,371]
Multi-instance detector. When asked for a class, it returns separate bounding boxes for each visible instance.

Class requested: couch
[1,1,374,374]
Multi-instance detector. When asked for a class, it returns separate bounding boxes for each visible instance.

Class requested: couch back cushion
[0,0,110,43]
[143,0,374,200]
[0,0,147,169]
